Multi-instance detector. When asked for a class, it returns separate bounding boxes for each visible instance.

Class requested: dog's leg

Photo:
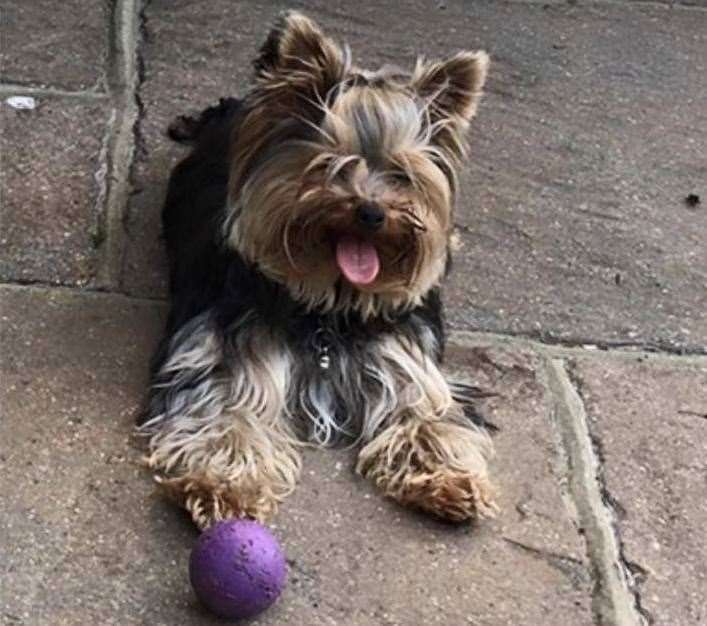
[357,336,497,522]
[140,313,300,529]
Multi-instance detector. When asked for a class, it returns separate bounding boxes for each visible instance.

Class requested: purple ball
[189,519,286,619]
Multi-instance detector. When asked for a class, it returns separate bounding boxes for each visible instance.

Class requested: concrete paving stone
[444,1,707,352]
[571,356,707,626]
[0,100,111,287]
[122,0,706,351]
[0,1,110,92]
[0,286,592,625]
[0,287,166,625]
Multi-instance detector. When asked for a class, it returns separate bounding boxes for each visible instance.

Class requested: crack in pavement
[502,536,590,591]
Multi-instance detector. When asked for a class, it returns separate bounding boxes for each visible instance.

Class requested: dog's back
[161,98,244,333]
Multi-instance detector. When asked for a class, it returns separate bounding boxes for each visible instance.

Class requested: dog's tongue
[336,236,380,285]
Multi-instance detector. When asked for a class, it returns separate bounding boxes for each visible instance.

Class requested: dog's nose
[356,203,385,231]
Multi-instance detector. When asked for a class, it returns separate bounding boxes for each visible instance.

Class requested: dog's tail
[167,97,242,144]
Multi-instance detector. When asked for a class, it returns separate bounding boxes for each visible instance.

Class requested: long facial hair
[225,12,489,318]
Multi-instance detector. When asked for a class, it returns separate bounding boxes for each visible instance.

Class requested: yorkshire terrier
[139,11,496,529]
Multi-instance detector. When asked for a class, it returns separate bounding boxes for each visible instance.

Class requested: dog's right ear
[253,11,348,105]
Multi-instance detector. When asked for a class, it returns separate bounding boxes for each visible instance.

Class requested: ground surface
[1,2,706,625]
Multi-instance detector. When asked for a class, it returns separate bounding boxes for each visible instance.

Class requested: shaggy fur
[139,11,495,529]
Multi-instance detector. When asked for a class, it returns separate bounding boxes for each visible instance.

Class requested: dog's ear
[412,51,489,123]
[254,11,347,103]
[411,51,489,159]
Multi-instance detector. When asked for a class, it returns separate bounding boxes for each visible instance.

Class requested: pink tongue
[335,236,380,285]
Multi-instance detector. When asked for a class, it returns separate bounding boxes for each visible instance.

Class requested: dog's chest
[285,327,392,446]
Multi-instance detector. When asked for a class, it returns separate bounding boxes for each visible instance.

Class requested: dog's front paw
[155,472,280,529]
[392,466,497,522]
[357,417,498,522]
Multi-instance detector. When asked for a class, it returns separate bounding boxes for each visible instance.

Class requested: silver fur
[143,314,470,451]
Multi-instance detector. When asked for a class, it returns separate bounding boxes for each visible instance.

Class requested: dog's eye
[430,156,454,185]
[391,171,411,185]
[332,166,348,182]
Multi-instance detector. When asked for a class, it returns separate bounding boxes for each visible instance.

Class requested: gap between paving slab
[450,330,707,369]
[93,0,143,290]
[0,85,110,101]
[543,359,645,626]
[519,0,707,8]
[3,283,707,366]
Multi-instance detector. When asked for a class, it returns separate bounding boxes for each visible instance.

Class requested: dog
[138,11,496,530]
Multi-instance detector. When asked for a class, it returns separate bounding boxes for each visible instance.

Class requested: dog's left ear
[253,11,347,104]
[412,51,490,123]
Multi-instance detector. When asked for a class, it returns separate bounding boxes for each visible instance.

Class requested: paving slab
[0,100,111,287]
[445,1,707,352]
[571,356,707,626]
[0,0,109,91]
[122,0,707,351]
[0,286,591,625]
[0,287,165,625]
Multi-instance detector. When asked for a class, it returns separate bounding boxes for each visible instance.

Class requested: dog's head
[226,11,488,317]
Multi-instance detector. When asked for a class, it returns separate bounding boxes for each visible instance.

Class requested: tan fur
[357,335,497,521]
[152,421,300,529]
[227,121,452,317]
